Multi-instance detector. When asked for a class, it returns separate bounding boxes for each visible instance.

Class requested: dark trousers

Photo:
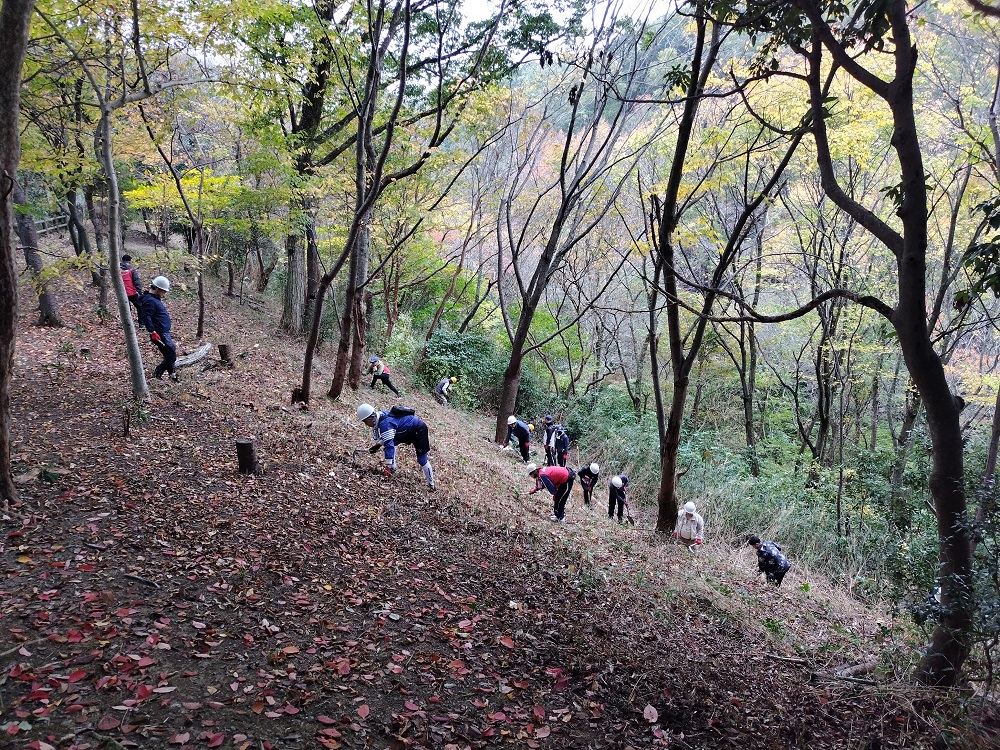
[557,451,567,467]
[766,568,788,586]
[608,492,625,521]
[127,294,141,312]
[518,442,530,462]
[545,447,555,466]
[553,474,575,520]
[371,373,400,395]
[581,480,594,506]
[153,338,177,378]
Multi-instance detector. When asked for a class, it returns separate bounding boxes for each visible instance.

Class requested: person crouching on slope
[358,403,434,489]
[527,463,575,523]
[576,462,600,507]
[608,474,629,524]
[504,415,532,462]
[367,356,401,395]
[672,501,704,550]
[748,535,791,586]
[434,376,457,405]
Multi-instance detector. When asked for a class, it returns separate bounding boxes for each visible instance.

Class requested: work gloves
[150,331,162,344]
[696,539,702,545]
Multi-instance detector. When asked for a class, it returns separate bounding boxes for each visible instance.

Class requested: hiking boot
[559,517,566,524]
[549,514,558,522]
[169,373,179,382]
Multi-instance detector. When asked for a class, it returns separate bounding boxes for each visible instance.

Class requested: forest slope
[1,261,993,749]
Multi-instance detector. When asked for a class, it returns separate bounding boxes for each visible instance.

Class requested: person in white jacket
[672,501,704,550]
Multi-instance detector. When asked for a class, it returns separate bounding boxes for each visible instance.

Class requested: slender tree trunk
[13,182,62,326]
[0,0,35,509]
[97,112,147,400]
[281,199,307,334]
[330,223,370,399]
[972,387,1000,554]
[84,187,109,311]
[889,383,921,528]
[196,225,205,339]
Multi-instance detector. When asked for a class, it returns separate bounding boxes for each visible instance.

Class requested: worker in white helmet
[140,275,178,381]
[503,415,532,462]
[672,501,704,550]
[608,475,630,523]
[357,403,434,489]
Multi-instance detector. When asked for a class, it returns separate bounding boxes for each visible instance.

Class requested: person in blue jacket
[358,403,434,489]
[504,415,532,462]
[139,275,178,381]
[553,424,570,467]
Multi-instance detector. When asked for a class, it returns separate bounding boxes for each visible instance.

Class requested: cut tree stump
[175,342,212,370]
[236,438,259,475]
[218,343,231,364]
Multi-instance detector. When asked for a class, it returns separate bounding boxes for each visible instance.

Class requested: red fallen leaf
[316,715,337,725]
[153,686,176,693]
[643,704,658,723]
[121,724,139,733]
[284,705,299,715]
[532,706,545,721]
[337,661,350,675]
[207,733,225,747]
[67,670,87,683]
[357,704,370,719]
[404,701,420,711]
[534,726,551,738]
[97,715,121,730]
[479,726,495,738]
[252,699,265,715]
[137,658,154,668]
[499,636,515,649]
[182,702,202,710]
[5,723,18,736]
[730,698,742,708]
[169,731,190,744]
[282,646,299,654]
[136,685,152,700]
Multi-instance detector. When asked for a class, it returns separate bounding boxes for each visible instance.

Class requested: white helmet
[590,463,599,474]
[683,501,697,514]
[357,403,376,421]
[526,463,538,474]
[611,476,623,488]
[151,275,170,291]
[507,415,517,425]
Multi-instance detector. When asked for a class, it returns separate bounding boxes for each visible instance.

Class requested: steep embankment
[2,261,991,749]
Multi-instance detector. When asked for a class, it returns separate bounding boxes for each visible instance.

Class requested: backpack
[389,405,415,418]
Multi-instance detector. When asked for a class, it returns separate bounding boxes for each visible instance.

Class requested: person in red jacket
[120,255,142,312]
[526,463,575,523]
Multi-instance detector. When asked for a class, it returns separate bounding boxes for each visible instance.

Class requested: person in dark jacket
[434,376,457,405]
[367,356,401,395]
[577,462,600,506]
[527,463,575,523]
[748,535,791,585]
[139,276,178,381]
[358,403,434,489]
[120,255,142,311]
[504,416,532,462]
[609,474,630,523]
[542,415,556,465]
[552,424,570,467]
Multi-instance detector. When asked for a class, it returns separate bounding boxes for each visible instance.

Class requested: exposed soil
[3,251,998,749]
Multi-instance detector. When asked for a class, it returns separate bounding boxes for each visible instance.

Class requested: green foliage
[421,329,510,411]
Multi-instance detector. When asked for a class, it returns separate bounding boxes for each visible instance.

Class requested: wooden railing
[35,214,69,235]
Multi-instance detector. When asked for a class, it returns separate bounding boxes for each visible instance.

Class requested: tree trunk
[348,292,370,390]
[330,223,370,399]
[13,182,62,326]
[195,225,205,339]
[889,383,921,528]
[0,0,35,509]
[97,111,148,401]
[84,187,110,311]
[280,202,307,334]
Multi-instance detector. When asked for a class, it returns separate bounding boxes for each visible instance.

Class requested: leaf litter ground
[3,261,998,749]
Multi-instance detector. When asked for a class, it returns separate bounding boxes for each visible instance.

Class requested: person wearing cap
[504,416,532,462]
[366,356,401,395]
[357,403,434,489]
[747,535,791,586]
[672,501,704,550]
[526,463,575,523]
[576,462,600,507]
[542,416,557,465]
[608,474,629,523]
[552,424,570,467]
[139,276,178,381]
[434,376,458,405]
[120,254,142,312]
